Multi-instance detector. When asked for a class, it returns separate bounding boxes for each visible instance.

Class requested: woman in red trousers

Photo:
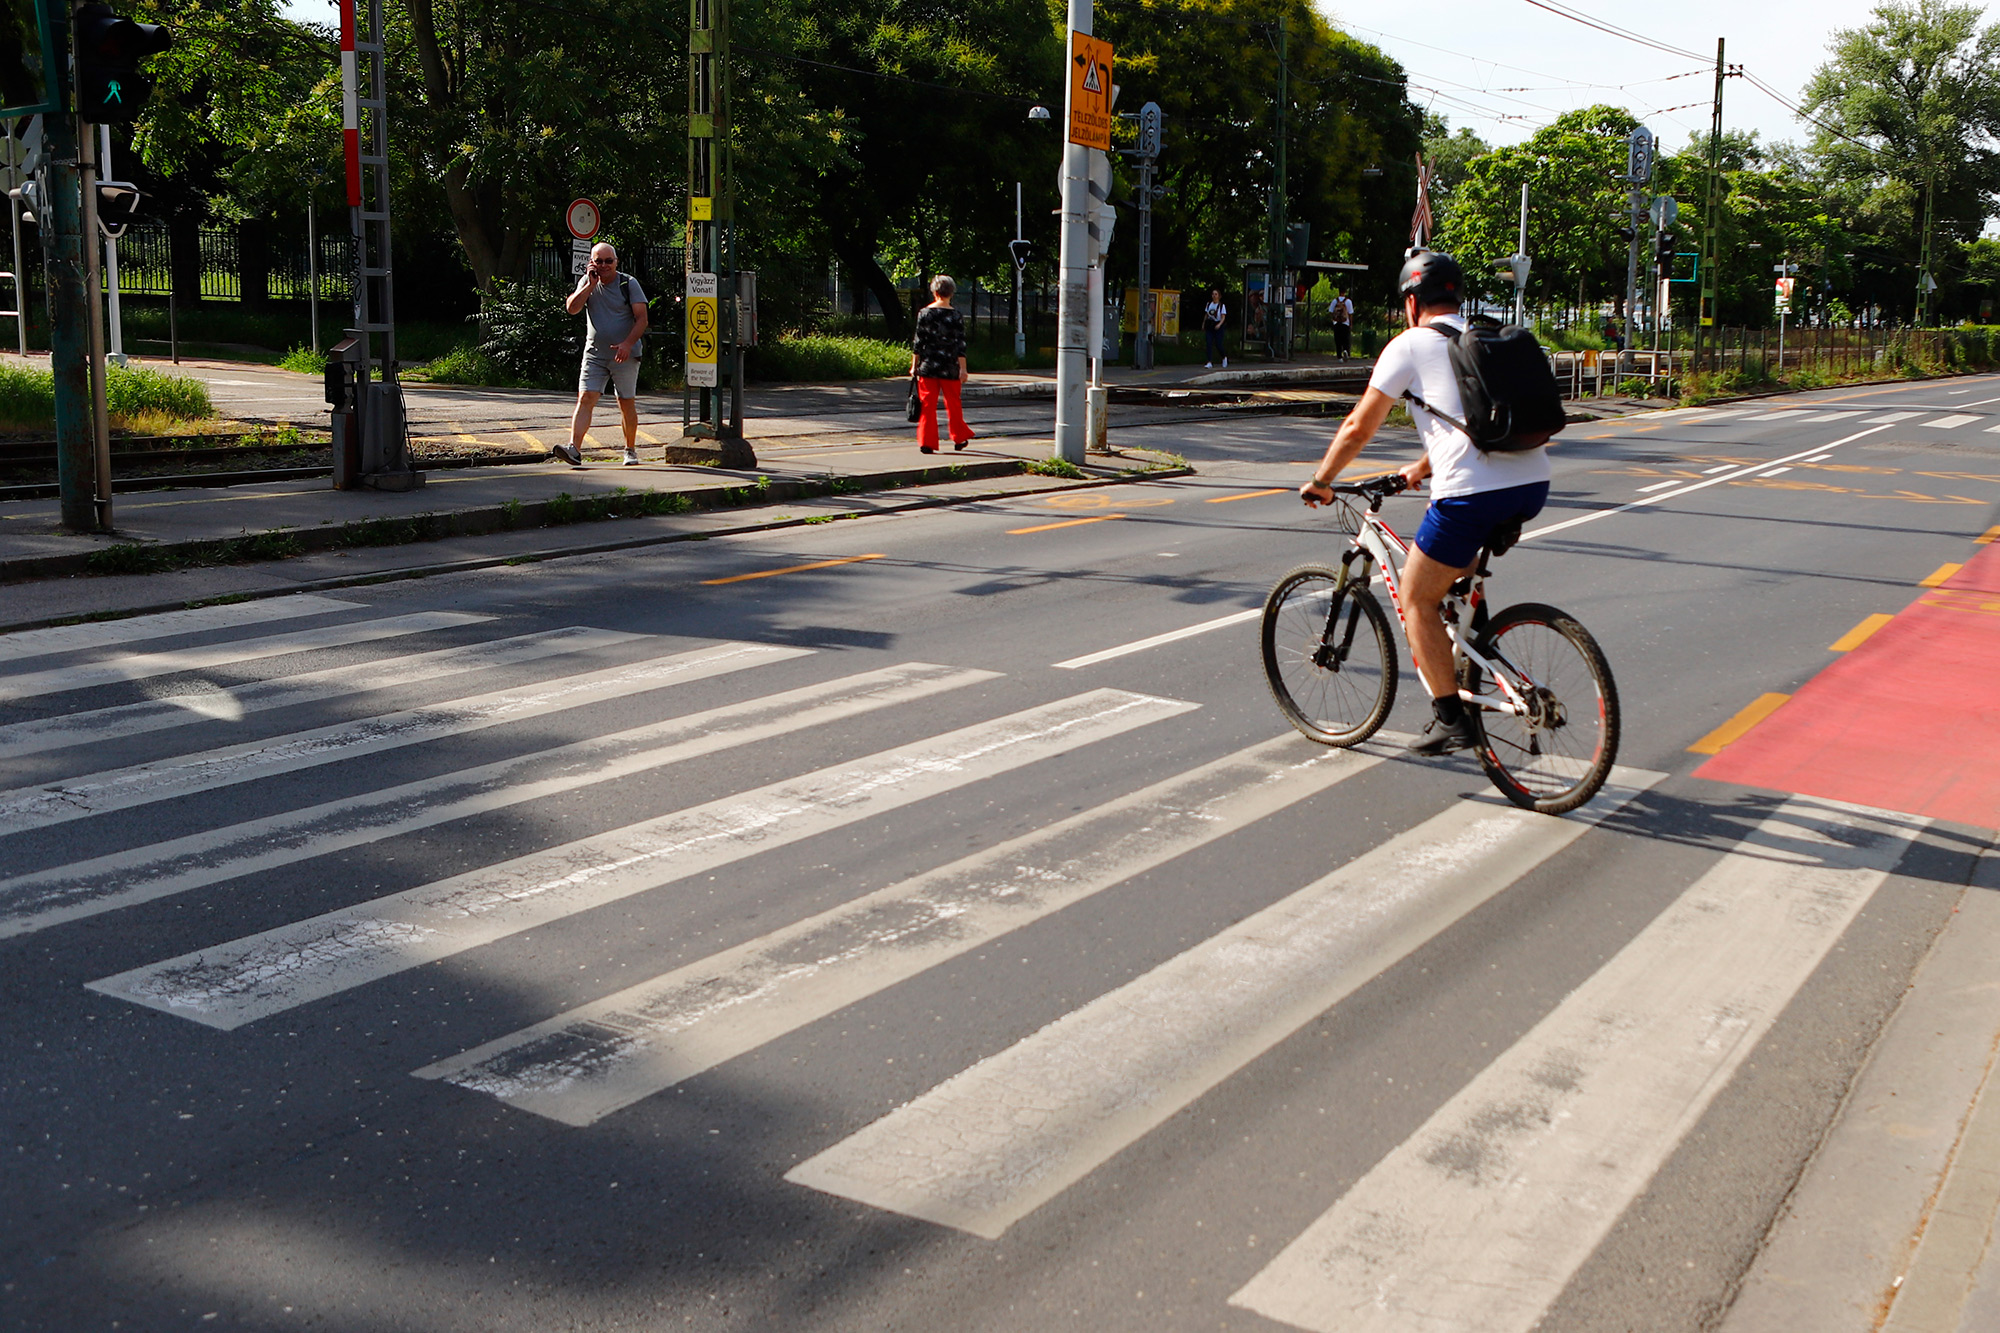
[908,275,975,453]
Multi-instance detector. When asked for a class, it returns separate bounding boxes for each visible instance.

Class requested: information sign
[1067,32,1113,150]
[1774,276,1795,313]
[687,271,719,388]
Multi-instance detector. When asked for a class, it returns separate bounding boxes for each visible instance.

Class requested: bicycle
[1260,473,1620,814]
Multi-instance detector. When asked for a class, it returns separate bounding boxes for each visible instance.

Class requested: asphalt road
[4,375,1998,1332]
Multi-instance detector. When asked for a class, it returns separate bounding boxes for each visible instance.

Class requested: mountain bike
[1260,473,1620,814]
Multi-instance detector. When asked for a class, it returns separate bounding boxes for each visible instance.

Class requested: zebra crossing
[0,595,1941,1331]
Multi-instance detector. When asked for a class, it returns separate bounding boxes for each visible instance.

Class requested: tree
[1435,106,1640,308]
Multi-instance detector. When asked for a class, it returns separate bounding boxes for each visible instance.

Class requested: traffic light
[96,181,141,234]
[1008,239,1031,271]
[73,3,173,124]
[1285,221,1310,266]
[1655,229,1675,273]
[1617,224,1636,243]
[1136,101,1162,158]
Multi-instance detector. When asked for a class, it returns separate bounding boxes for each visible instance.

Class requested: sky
[1324,0,1924,153]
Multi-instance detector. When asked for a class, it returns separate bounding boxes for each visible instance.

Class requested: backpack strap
[1400,326,1475,438]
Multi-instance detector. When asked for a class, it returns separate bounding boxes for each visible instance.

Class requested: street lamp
[1028,106,1051,121]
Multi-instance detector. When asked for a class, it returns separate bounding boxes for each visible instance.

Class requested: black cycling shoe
[1407,713,1478,756]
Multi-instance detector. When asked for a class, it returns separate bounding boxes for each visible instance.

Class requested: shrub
[749,335,908,382]
[278,345,327,375]
[0,361,212,431]
[477,277,581,389]
[421,342,519,387]
[1026,456,1085,478]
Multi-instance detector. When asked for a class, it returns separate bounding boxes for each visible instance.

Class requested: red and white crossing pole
[340,0,360,210]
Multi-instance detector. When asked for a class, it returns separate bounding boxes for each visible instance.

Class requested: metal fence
[98,226,358,301]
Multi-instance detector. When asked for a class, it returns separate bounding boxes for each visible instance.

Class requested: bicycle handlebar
[1316,473,1410,508]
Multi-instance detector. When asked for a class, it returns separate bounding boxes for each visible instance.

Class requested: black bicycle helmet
[1397,249,1464,307]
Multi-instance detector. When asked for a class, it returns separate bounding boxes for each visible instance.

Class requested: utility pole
[683,0,753,464]
[1265,13,1288,360]
[1508,182,1530,328]
[1010,182,1027,360]
[1131,101,1161,371]
[1054,5,1110,465]
[1916,178,1936,327]
[1695,38,1727,371]
[43,109,102,531]
[1621,127,1652,383]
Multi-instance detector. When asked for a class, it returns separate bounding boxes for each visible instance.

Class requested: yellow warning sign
[1068,32,1113,150]
[687,271,719,388]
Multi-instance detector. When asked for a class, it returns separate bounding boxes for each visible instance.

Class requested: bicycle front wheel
[1470,602,1620,814]
[1261,563,1398,746]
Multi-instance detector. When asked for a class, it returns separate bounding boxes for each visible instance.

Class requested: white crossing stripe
[1798,411,1861,422]
[1053,608,1261,669]
[1984,421,2000,433]
[0,594,361,664]
[1920,413,1979,428]
[8,662,989,940]
[1805,453,1834,461]
[1228,797,1925,1333]
[0,641,804,835]
[1702,464,1734,474]
[1687,409,1747,422]
[785,770,1660,1239]
[0,627,640,763]
[1736,411,1794,422]
[0,612,492,703]
[1634,480,1680,493]
[413,734,1380,1124]
[93,687,1192,1028]
[1863,410,1923,423]
[1761,466,1793,476]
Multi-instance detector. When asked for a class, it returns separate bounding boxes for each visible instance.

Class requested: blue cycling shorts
[1413,481,1550,569]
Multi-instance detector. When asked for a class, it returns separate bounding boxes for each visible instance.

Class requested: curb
[0,462,1194,632]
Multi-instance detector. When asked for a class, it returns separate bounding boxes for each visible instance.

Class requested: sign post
[1054,14,1109,465]
[681,0,752,465]
[566,196,598,276]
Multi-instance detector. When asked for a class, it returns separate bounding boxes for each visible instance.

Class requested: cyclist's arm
[1300,387,1396,505]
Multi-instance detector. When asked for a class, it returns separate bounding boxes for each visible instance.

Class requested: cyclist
[1298,250,1552,755]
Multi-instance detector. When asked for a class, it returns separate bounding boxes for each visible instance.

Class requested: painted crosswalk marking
[0,627,641,763]
[0,641,804,834]
[412,733,1379,1125]
[1863,411,1924,423]
[0,594,361,663]
[1798,411,1861,422]
[0,611,492,703]
[1920,413,1979,429]
[8,662,990,940]
[92,688,1191,1028]
[1227,797,1925,1333]
[785,770,1659,1239]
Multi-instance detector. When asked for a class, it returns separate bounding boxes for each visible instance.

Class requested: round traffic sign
[565,198,601,240]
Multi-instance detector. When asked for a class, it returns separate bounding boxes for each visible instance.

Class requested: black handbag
[906,376,923,423]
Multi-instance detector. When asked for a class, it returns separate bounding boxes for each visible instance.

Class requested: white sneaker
[1204,362,1213,368]
[1222,357,1229,368]
[622,450,640,466]
[552,442,584,468]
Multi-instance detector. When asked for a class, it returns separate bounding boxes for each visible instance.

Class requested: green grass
[413,343,521,387]
[278,345,326,374]
[1025,456,1085,479]
[749,335,910,382]
[0,361,215,432]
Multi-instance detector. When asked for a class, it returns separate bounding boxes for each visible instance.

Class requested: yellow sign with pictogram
[687,271,719,388]
[1068,32,1113,150]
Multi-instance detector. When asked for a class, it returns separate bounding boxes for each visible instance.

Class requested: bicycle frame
[1332,504,1537,721]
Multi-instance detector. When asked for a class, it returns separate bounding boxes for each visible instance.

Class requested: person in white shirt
[1202,288,1228,368]
[1298,251,1552,755]
[1329,290,1354,360]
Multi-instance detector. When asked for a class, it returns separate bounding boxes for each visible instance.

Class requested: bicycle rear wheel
[1262,563,1398,746]
[1468,602,1620,814]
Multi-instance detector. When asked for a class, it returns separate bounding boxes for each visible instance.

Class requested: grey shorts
[579,351,640,399]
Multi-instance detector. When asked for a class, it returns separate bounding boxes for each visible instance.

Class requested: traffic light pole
[1265,14,1288,361]
[79,119,112,520]
[41,109,106,532]
[1695,38,1726,372]
[1052,0,1093,465]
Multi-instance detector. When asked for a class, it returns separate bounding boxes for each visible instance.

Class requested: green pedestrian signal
[73,4,173,125]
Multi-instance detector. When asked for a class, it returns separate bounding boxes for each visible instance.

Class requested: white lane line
[1053,608,1260,669]
[1985,422,2000,434]
[1230,797,1927,1333]
[1702,464,1734,474]
[1806,453,1834,461]
[94,688,1193,1029]
[7,663,991,940]
[1864,411,1924,423]
[1799,411,1862,422]
[415,734,1382,1124]
[785,770,1662,1239]
[1524,425,1894,543]
[0,595,360,664]
[1761,466,1793,477]
[0,627,640,763]
[0,612,491,703]
[1634,480,1681,493]
[0,642,802,835]
[1921,413,1980,429]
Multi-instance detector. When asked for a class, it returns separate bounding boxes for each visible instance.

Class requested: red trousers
[916,376,972,449]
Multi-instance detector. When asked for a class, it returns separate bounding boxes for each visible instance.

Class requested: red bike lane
[1696,537,2000,830]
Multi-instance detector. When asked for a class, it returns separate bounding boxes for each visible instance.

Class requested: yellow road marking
[516,432,545,450]
[1829,614,1894,652]
[1689,693,1791,755]
[456,433,480,445]
[1978,524,2000,544]
[701,554,885,585]
[1008,514,1126,534]
[1923,589,2000,616]
[635,427,663,444]
[1920,562,1964,587]
[1038,493,1173,509]
[582,432,605,449]
[1206,488,1288,504]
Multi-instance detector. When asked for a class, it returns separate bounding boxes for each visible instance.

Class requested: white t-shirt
[1366,316,1552,499]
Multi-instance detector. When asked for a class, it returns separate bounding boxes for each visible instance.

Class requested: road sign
[565,197,600,240]
[1650,196,1678,229]
[1067,32,1113,150]
[570,237,591,277]
[1775,276,1795,313]
[687,271,718,388]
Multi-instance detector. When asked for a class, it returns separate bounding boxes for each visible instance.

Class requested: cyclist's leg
[1401,546,1473,700]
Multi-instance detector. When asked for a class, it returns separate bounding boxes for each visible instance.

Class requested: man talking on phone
[556,242,650,467]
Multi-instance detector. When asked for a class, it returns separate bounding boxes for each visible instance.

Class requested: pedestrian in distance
[1203,287,1228,368]
[1329,288,1355,361]
[909,274,975,454]
[1601,313,1625,353]
[554,242,650,468]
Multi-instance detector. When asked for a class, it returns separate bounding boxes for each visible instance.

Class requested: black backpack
[1402,324,1566,453]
